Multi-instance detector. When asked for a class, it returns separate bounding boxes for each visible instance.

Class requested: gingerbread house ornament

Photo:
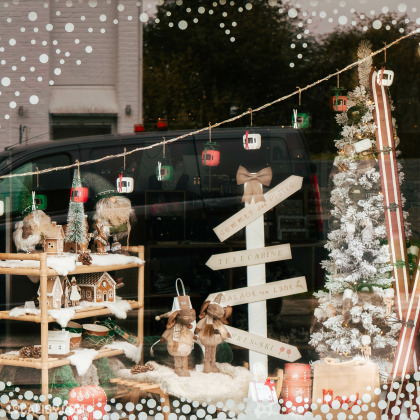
[37,276,64,309]
[74,272,116,303]
[43,222,65,255]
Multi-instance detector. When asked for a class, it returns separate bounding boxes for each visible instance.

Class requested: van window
[0,153,72,216]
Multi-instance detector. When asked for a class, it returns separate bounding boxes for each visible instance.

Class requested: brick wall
[0,0,141,150]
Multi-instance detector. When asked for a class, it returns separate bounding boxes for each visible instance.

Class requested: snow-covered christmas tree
[65,169,88,251]
[309,41,409,380]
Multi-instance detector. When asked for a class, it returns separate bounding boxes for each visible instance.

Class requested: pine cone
[78,253,92,265]
[19,346,41,358]
[19,346,34,358]
[130,363,154,374]
[31,346,42,358]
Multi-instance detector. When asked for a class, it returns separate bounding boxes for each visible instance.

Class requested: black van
[0,127,323,330]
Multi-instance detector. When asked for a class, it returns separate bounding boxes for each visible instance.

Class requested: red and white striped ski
[370,68,410,321]
[370,68,420,418]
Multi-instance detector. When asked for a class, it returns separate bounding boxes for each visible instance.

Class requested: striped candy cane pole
[370,68,419,418]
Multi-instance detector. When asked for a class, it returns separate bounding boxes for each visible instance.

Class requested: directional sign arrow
[225,326,301,362]
[205,244,292,271]
[213,175,303,242]
[206,276,307,306]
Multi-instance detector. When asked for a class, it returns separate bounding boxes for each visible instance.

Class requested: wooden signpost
[213,175,303,242]
[205,244,292,270]
[206,170,306,370]
[226,326,301,362]
[206,276,307,306]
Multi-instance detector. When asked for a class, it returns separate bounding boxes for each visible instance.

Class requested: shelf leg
[39,253,49,399]
[138,247,145,364]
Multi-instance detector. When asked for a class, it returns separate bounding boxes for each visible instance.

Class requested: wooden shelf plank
[0,300,142,323]
[0,348,124,369]
[0,262,142,277]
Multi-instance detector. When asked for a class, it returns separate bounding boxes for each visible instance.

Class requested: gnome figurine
[194,293,232,373]
[157,308,196,377]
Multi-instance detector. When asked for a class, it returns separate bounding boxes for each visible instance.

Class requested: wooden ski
[370,68,420,419]
[370,68,411,320]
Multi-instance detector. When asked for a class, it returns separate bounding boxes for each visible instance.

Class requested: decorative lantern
[330,96,347,112]
[71,187,88,203]
[330,75,347,112]
[116,176,134,193]
[156,161,174,181]
[377,67,394,86]
[243,109,261,150]
[292,110,311,129]
[0,199,4,216]
[243,130,261,150]
[202,142,220,166]
[156,138,174,181]
[31,169,47,211]
[34,194,48,210]
[116,149,134,193]
[202,124,220,166]
[292,88,311,129]
[157,118,168,130]
[67,385,107,420]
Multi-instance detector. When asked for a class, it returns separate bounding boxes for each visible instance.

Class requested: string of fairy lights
[0,27,419,181]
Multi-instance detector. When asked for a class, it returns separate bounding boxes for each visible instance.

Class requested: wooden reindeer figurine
[158,308,196,377]
[195,293,232,373]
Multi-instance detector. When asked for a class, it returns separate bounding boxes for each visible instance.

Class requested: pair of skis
[370,68,420,418]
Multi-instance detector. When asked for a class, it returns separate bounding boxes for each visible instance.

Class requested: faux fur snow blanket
[118,361,252,408]
[0,253,144,276]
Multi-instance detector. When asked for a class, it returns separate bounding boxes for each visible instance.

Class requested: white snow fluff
[68,348,99,376]
[104,341,142,364]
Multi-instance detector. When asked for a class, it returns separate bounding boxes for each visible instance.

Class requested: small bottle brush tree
[65,169,88,251]
[309,41,409,380]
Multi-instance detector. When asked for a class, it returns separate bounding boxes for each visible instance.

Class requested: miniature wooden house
[243,132,262,150]
[48,330,70,355]
[43,222,65,255]
[75,272,116,303]
[37,276,63,309]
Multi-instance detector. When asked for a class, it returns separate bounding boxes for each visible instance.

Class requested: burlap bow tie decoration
[236,166,273,204]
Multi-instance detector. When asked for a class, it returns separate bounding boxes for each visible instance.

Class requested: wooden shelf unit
[0,246,145,398]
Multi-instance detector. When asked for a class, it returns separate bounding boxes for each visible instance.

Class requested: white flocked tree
[309,41,410,380]
[65,169,88,251]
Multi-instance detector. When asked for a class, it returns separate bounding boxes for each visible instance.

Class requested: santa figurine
[69,277,81,306]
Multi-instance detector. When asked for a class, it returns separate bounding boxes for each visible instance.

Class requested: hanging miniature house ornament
[32,168,47,210]
[330,71,347,112]
[376,45,394,86]
[156,138,174,181]
[116,148,134,193]
[202,123,220,166]
[243,109,261,150]
[70,161,88,203]
[376,66,394,87]
[291,87,311,129]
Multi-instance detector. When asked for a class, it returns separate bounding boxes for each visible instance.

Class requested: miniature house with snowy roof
[48,330,70,355]
[37,276,64,309]
[74,272,116,303]
[43,222,65,255]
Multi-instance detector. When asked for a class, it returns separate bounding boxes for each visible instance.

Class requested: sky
[276,0,420,34]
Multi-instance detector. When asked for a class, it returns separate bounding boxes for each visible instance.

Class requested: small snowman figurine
[69,277,81,306]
